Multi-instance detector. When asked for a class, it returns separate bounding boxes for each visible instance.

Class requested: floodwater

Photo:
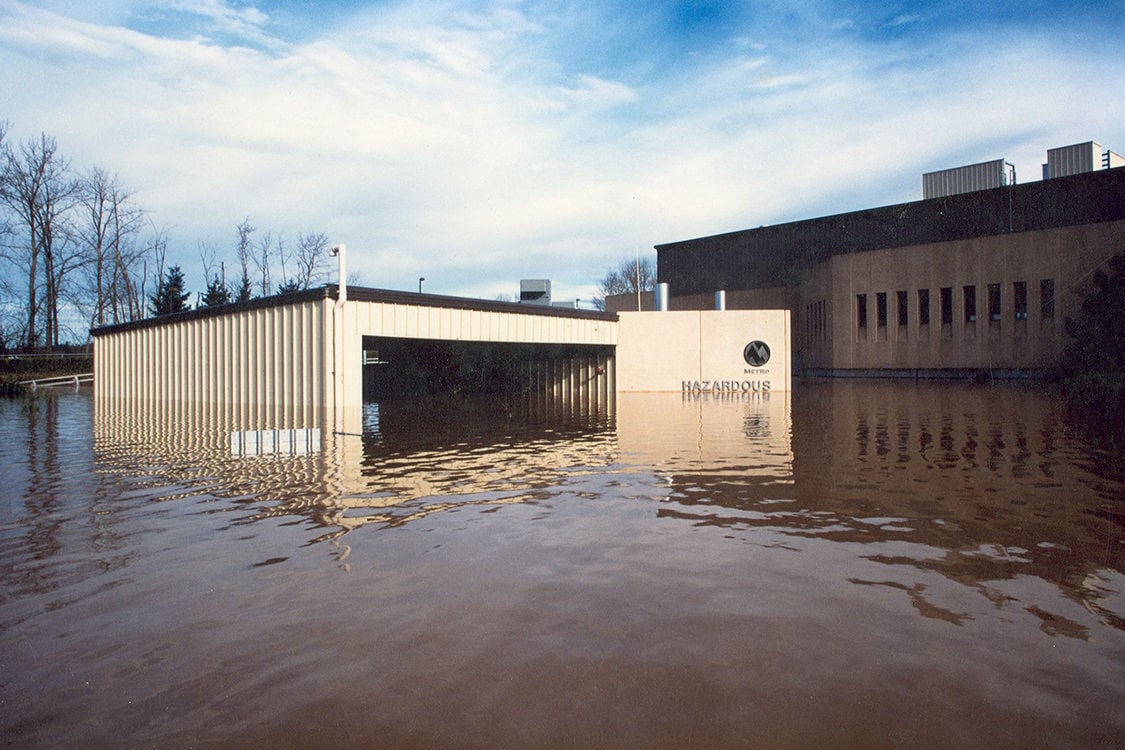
[1,381,1122,749]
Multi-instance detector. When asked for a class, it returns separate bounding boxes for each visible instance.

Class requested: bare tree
[0,132,44,348]
[234,217,255,302]
[594,256,656,310]
[274,234,291,291]
[252,230,273,297]
[0,121,16,348]
[143,222,171,317]
[292,232,329,289]
[199,240,219,284]
[0,132,80,349]
[76,166,147,327]
[105,180,149,325]
[198,241,230,307]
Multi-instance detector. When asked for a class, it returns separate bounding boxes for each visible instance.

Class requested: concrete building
[646,143,1125,378]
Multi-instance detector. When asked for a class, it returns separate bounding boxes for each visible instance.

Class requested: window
[857,294,867,329]
[897,291,908,327]
[918,289,931,326]
[1040,278,1055,319]
[1013,281,1027,320]
[940,287,953,325]
[963,285,977,322]
[876,292,887,328]
[807,301,825,343]
[988,283,1001,321]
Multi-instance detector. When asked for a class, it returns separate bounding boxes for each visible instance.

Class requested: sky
[2,0,1124,306]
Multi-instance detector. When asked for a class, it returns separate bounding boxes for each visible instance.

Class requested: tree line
[151,219,331,315]
[0,122,331,350]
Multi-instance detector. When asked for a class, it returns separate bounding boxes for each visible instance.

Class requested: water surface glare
[1,382,1122,748]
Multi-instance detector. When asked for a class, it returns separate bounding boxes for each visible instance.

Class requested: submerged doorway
[361,336,614,405]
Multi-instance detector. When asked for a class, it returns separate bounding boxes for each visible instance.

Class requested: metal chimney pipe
[331,244,347,308]
[655,283,669,311]
[715,290,726,311]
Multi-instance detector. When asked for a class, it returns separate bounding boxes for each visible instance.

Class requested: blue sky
[2,0,1124,305]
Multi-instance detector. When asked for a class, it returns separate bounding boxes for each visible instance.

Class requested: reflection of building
[92,393,619,541]
[640,142,1125,377]
[615,391,792,480]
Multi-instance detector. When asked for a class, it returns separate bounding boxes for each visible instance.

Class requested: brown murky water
[1,381,1122,748]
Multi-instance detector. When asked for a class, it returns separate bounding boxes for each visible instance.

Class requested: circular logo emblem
[743,340,770,367]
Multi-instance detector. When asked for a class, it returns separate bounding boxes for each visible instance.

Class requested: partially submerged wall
[94,295,332,429]
[616,310,791,393]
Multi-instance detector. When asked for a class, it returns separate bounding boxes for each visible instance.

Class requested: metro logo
[743,341,771,367]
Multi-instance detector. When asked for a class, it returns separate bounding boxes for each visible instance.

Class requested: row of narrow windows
[856,280,1055,330]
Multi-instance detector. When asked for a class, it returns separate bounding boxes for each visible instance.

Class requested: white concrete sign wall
[616,310,791,393]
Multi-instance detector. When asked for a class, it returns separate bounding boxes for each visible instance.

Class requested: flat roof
[656,167,1125,294]
[91,285,617,337]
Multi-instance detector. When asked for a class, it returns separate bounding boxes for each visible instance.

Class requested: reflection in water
[1,395,132,608]
[230,428,322,457]
[310,397,618,543]
[791,381,1123,636]
[1,383,1122,748]
[90,394,620,546]
[618,390,793,495]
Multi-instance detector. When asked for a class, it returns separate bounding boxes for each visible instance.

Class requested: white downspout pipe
[330,244,346,430]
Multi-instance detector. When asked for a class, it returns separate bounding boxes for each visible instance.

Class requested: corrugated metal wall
[523,352,615,419]
[1046,142,1098,178]
[94,291,620,433]
[94,298,332,430]
[348,299,616,346]
[922,159,1008,199]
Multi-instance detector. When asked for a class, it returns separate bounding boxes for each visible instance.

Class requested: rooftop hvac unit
[1045,142,1099,178]
[520,278,551,305]
[922,159,1010,198]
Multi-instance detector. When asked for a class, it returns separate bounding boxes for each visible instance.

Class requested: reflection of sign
[231,428,322,457]
[743,341,771,367]
[683,380,770,393]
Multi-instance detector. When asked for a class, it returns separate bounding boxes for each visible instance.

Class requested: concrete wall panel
[801,219,1125,373]
[617,310,790,392]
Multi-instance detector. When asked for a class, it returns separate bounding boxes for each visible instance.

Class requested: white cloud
[1,0,1124,305]
[885,14,924,27]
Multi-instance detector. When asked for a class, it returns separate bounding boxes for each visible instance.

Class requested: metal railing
[18,373,94,390]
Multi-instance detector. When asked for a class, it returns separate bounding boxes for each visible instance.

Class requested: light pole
[418,277,425,294]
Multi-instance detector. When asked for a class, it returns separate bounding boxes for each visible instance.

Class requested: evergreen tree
[200,274,231,307]
[276,278,301,295]
[1063,252,1125,374]
[149,264,191,316]
[235,272,253,303]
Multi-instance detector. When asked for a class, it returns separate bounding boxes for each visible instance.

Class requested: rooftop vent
[519,279,551,305]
